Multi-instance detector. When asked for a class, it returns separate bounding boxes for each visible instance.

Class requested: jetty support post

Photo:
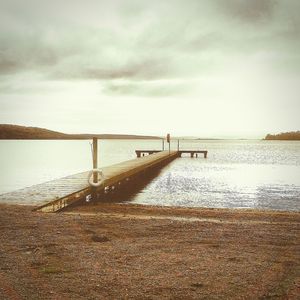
[162,139,164,151]
[167,133,170,155]
[92,137,98,201]
[177,139,180,151]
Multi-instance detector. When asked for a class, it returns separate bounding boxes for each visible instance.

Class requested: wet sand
[0,203,299,299]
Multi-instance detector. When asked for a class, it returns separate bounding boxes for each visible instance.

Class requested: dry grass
[0,203,299,299]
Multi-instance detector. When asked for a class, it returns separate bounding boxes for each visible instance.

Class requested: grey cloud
[0,59,20,75]
[0,32,70,75]
[103,81,191,97]
[217,0,277,22]
[0,0,299,87]
[0,49,59,75]
[53,57,174,81]
[0,0,226,81]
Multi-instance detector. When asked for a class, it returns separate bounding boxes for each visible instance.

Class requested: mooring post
[167,133,170,155]
[92,137,98,200]
[177,139,179,151]
[162,139,164,151]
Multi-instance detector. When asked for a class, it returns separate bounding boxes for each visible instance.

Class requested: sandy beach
[0,202,299,299]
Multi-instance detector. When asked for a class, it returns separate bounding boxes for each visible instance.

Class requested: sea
[0,139,299,211]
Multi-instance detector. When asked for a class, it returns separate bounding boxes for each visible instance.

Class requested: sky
[0,0,299,138]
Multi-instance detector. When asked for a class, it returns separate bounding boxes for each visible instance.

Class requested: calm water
[0,139,299,211]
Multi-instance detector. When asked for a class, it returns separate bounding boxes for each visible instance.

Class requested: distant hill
[264,131,300,141]
[0,124,160,140]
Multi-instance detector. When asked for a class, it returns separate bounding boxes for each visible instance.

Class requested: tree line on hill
[0,124,160,140]
[265,131,300,140]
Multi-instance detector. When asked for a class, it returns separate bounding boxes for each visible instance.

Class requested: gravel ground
[0,203,299,299]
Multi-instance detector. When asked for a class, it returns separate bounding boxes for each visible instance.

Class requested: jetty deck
[136,150,208,158]
[0,151,178,212]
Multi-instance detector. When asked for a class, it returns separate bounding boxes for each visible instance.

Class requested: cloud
[52,56,174,81]
[0,59,20,75]
[217,0,277,22]
[102,79,192,97]
[0,0,299,88]
[0,31,69,76]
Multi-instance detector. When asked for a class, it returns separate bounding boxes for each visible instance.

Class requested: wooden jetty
[0,138,208,212]
[0,151,179,212]
[136,150,208,158]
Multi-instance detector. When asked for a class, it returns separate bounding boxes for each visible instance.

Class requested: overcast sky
[0,0,299,138]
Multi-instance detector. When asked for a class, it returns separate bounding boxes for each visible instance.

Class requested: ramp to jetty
[0,151,178,212]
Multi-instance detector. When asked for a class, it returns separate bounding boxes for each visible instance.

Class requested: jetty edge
[36,150,179,212]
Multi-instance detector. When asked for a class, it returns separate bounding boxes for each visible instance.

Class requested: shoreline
[1,199,300,214]
[0,202,299,299]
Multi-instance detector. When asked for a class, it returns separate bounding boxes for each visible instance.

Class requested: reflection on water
[127,159,300,211]
[0,139,299,211]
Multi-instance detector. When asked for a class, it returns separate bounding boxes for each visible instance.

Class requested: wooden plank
[0,151,178,212]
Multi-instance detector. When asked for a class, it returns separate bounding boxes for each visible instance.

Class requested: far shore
[0,202,299,299]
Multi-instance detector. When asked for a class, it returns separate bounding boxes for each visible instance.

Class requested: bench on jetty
[136,150,208,158]
[0,151,178,213]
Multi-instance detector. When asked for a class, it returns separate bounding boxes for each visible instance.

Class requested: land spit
[0,203,299,299]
